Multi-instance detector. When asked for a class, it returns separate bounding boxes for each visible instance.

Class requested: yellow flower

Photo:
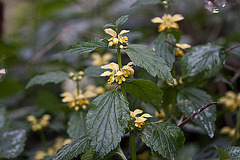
[100,62,119,83]
[121,62,134,77]
[175,43,191,56]
[151,14,184,32]
[86,85,105,95]
[167,77,184,87]
[91,53,113,66]
[130,109,152,128]
[220,126,240,139]
[27,114,51,132]
[155,109,165,118]
[219,91,240,111]
[60,89,97,110]
[104,28,129,47]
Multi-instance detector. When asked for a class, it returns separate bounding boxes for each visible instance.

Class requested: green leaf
[139,122,185,159]
[104,23,115,28]
[84,66,105,77]
[180,44,226,86]
[66,38,108,55]
[67,111,87,141]
[115,15,129,26]
[177,88,216,138]
[154,31,177,69]
[215,146,230,160]
[0,106,8,130]
[126,45,173,84]
[86,90,130,158]
[225,146,240,159]
[0,130,26,158]
[0,79,23,98]
[123,79,163,111]
[26,71,68,89]
[52,135,90,160]
[82,147,95,160]
[131,0,161,7]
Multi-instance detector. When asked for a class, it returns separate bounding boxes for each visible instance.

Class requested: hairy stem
[130,130,137,160]
[117,48,122,69]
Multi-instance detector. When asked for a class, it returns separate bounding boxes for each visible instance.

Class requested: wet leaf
[52,135,90,160]
[0,130,26,158]
[86,90,130,158]
[180,44,226,86]
[139,122,185,159]
[66,38,108,55]
[154,31,177,69]
[225,146,240,159]
[177,88,216,138]
[115,15,129,27]
[26,71,68,89]
[215,146,230,160]
[123,79,163,111]
[131,0,161,8]
[67,111,87,140]
[126,45,173,84]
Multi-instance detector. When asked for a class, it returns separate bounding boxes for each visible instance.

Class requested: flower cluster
[60,87,97,110]
[220,126,240,139]
[130,109,152,128]
[104,28,129,49]
[91,53,113,66]
[167,77,184,87]
[175,43,191,56]
[34,137,71,160]
[27,114,51,131]
[219,91,240,111]
[69,71,84,81]
[151,14,184,32]
[100,62,134,84]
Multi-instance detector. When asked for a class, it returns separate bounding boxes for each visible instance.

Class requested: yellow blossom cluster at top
[60,86,98,111]
[27,114,51,131]
[220,126,240,139]
[91,53,113,66]
[130,109,152,128]
[219,91,240,111]
[100,62,134,84]
[151,14,184,32]
[34,137,71,160]
[167,77,184,87]
[104,28,129,49]
[175,43,191,56]
[69,71,84,81]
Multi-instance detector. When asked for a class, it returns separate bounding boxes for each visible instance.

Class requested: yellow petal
[60,92,74,102]
[135,116,147,123]
[115,71,124,76]
[83,90,97,98]
[104,28,117,37]
[100,71,112,77]
[101,62,119,71]
[119,30,130,36]
[141,113,152,118]
[172,14,184,22]
[176,43,191,49]
[132,109,143,117]
[151,17,163,23]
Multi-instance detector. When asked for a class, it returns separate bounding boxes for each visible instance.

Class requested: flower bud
[113,38,118,45]
[108,42,113,47]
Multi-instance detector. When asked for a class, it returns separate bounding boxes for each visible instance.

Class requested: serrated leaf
[66,38,108,55]
[126,45,173,84]
[115,15,129,27]
[26,71,68,89]
[215,146,230,160]
[0,130,26,158]
[154,31,177,69]
[180,44,226,86]
[86,90,130,158]
[84,66,105,77]
[225,146,240,159]
[67,111,87,140]
[123,79,163,111]
[52,135,90,160]
[0,106,8,130]
[139,122,185,159]
[131,0,161,8]
[177,88,216,138]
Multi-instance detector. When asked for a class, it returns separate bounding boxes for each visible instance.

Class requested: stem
[116,147,128,160]
[226,44,240,52]
[39,130,48,152]
[76,79,80,95]
[130,130,137,160]
[232,108,240,145]
[117,48,122,69]
[226,50,240,59]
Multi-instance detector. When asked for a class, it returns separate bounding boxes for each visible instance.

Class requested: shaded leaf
[86,90,130,158]
[66,38,108,55]
[123,79,163,111]
[84,66,105,77]
[131,0,161,7]
[215,146,230,160]
[0,79,23,98]
[139,122,185,159]
[177,88,216,138]
[225,146,240,159]
[52,135,90,160]
[154,31,177,69]
[126,45,173,84]
[180,44,226,86]
[0,106,8,130]
[104,23,115,28]
[115,15,129,26]
[0,130,26,158]
[26,71,68,89]
[67,111,87,140]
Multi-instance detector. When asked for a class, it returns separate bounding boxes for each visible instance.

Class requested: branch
[177,102,218,128]
[165,40,187,53]
[227,44,240,51]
